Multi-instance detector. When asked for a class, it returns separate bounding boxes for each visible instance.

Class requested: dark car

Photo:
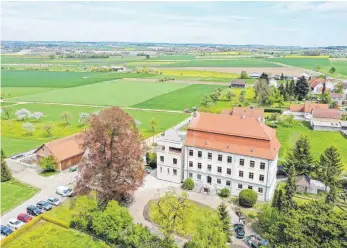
[234,223,245,239]
[1,225,13,236]
[17,213,33,223]
[37,201,52,211]
[27,205,42,216]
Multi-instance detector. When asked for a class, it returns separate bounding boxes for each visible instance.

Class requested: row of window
[159,166,178,175]
[239,171,265,182]
[189,150,266,170]
[187,173,263,193]
[159,156,178,165]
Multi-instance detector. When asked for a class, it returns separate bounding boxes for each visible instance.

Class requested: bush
[146,152,157,168]
[239,189,257,208]
[218,188,230,198]
[42,215,69,229]
[264,108,283,113]
[182,178,194,190]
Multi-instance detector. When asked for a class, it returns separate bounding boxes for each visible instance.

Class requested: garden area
[1,180,39,214]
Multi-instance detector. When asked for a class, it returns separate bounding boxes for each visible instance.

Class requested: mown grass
[266,58,330,70]
[1,180,39,214]
[13,80,190,107]
[1,137,44,156]
[43,200,73,224]
[1,87,57,99]
[133,84,225,111]
[275,121,347,171]
[1,70,156,88]
[3,222,108,248]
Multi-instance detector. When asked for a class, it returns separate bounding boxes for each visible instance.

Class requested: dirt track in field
[160,67,311,75]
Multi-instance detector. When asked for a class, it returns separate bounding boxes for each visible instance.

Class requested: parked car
[37,201,52,211]
[47,197,61,206]
[234,223,245,239]
[184,109,191,113]
[245,234,269,248]
[17,213,32,223]
[1,225,13,236]
[56,186,73,197]
[7,219,25,230]
[69,166,77,172]
[26,205,42,216]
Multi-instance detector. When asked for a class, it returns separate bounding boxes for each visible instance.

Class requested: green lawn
[13,80,190,107]
[133,84,225,110]
[1,70,156,88]
[275,121,347,171]
[43,200,73,224]
[1,137,44,157]
[330,59,347,76]
[1,180,39,214]
[1,87,57,99]
[159,58,282,67]
[3,222,108,248]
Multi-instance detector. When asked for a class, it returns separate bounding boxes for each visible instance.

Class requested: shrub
[182,178,194,190]
[264,108,283,113]
[42,215,69,229]
[1,149,12,182]
[218,188,230,198]
[239,189,257,208]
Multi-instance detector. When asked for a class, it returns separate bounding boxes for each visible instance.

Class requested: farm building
[35,133,85,171]
[221,107,265,122]
[110,65,128,72]
[286,102,329,120]
[296,174,327,195]
[229,79,246,88]
[248,72,262,79]
[310,109,347,131]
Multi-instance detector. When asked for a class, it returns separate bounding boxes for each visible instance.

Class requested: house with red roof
[309,78,334,94]
[310,108,347,131]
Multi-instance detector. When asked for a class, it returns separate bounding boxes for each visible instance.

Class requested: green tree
[283,135,314,175]
[322,82,326,95]
[217,202,232,242]
[182,178,194,190]
[260,72,269,83]
[282,166,297,210]
[60,111,72,125]
[278,84,287,100]
[149,118,158,132]
[268,88,284,107]
[239,189,257,207]
[224,89,234,101]
[280,73,284,80]
[1,149,12,182]
[321,91,331,104]
[329,67,336,73]
[289,80,296,98]
[39,156,57,171]
[254,79,271,105]
[294,76,310,100]
[43,123,53,137]
[336,83,344,93]
[2,107,11,120]
[240,70,248,79]
[200,94,212,107]
[316,146,343,204]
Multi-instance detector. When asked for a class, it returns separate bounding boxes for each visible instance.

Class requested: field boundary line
[0,100,184,113]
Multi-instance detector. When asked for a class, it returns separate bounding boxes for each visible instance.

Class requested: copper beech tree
[75,107,145,206]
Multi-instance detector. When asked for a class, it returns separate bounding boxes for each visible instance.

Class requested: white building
[156,112,281,202]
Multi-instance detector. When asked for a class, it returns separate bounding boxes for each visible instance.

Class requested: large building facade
[156,112,280,201]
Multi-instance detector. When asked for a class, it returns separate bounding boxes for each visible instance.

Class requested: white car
[8,219,25,230]
[47,197,61,206]
[56,186,73,197]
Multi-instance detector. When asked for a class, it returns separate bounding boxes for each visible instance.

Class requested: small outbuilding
[296,174,327,195]
[229,79,246,88]
[35,133,85,171]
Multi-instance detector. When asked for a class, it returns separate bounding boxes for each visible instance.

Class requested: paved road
[1,160,77,237]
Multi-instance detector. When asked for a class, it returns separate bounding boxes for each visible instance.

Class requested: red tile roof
[289,102,329,113]
[231,107,264,119]
[185,112,280,160]
[312,109,341,119]
[309,78,325,88]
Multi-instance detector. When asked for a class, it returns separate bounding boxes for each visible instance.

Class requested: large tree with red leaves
[75,107,145,206]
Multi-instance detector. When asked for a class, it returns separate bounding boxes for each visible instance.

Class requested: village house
[156,112,280,202]
[296,174,328,195]
[269,78,278,88]
[229,79,246,88]
[35,133,85,171]
[248,72,262,79]
[310,109,347,131]
[287,102,329,120]
[330,93,345,105]
[309,78,334,94]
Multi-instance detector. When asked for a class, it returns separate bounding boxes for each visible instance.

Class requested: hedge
[218,188,231,198]
[264,108,283,113]
[182,178,194,190]
[42,215,69,229]
[239,189,258,208]
[1,216,42,246]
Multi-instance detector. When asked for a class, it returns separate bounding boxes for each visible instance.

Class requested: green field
[159,59,282,67]
[3,222,108,248]
[1,104,188,155]
[13,80,190,106]
[1,180,39,214]
[276,122,347,171]
[133,84,225,110]
[330,59,347,76]
[43,200,73,224]
[1,70,156,88]
[1,87,57,99]
[267,58,330,70]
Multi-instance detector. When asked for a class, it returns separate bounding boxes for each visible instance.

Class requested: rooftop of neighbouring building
[230,79,246,85]
[312,109,341,119]
[185,112,280,160]
[156,129,186,144]
[289,102,329,113]
[309,78,326,88]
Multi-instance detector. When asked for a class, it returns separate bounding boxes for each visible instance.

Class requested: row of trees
[1,149,12,182]
[283,135,343,204]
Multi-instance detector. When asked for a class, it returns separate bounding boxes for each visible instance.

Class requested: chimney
[241,114,246,119]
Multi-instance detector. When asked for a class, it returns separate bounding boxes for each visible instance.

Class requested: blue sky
[2,1,347,46]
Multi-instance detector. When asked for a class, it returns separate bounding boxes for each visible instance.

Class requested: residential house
[310,109,346,131]
[330,93,345,105]
[296,174,327,195]
[229,79,246,88]
[156,112,281,201]
[309,78,334,94]
[35,133,85,171]
[300,72,311,80]
[221,107,265,122]
[287,102,329,120]
[269,78,278,88]
[249,72,262,79]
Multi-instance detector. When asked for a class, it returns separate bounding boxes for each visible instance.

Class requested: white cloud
[271,1,347,13]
